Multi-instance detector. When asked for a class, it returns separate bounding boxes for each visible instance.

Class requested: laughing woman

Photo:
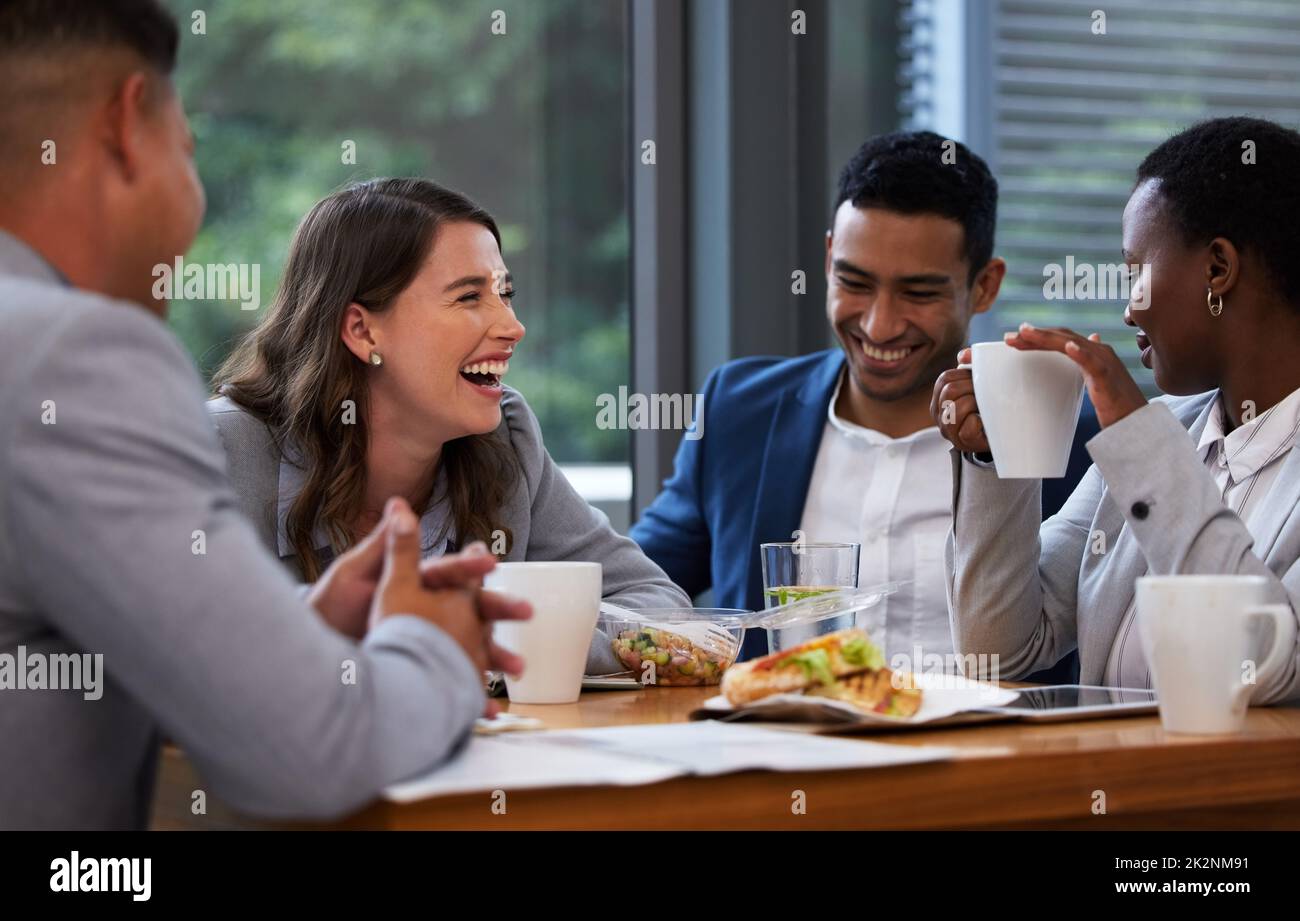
[207,178,689,673]
[932,116,1300,704]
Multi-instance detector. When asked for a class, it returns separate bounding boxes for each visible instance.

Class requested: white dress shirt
[1105,386,1300,687]
[798,372,956,666]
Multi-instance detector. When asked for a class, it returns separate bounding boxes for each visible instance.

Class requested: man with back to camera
[0,0,527,829]
[632,131,1097,668]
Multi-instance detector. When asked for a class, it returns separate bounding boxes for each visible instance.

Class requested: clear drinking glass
[759,542,860,651]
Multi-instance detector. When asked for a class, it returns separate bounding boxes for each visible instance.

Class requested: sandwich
[720,628,922,717]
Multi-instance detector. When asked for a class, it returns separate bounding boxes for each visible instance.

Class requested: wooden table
[154,686,1300,830]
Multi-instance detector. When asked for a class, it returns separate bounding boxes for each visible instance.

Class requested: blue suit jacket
[630,349,1100,665]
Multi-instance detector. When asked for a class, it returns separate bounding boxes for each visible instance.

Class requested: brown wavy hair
[214,177,518,580]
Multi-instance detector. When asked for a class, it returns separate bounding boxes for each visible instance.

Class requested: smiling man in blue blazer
[631,132,1097,668]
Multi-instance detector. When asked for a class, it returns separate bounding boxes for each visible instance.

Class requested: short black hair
[0,0,178,74]
[833,131,998,284]
[1137,116,1300,309]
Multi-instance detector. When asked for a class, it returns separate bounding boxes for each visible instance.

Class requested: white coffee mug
[486,561,602,704]
[1136,575,1297,734]
[968,340,1085,478]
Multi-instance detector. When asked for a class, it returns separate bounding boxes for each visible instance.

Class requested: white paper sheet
[384,735,679,802]
[533,721,954,775]
[384,720,953,803]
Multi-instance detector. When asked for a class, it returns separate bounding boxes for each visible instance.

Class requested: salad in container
[600,606,748,686]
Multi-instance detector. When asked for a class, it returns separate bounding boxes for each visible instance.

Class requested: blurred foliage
[165,0,630,461]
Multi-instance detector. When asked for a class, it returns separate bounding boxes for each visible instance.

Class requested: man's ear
[340,302,379,364]
[824,230,833,277]
[969,257,1007,316]
[100,71,153,182]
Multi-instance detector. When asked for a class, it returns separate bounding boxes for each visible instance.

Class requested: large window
[167,0,630,480]
[169,0,1300,525]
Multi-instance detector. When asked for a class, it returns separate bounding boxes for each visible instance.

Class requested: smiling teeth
[460,360,509,376]
[862,343,913,362]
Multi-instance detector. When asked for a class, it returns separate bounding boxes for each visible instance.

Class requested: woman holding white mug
[930,116,1300,705]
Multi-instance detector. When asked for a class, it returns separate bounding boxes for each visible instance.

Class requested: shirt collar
[275,445,454,559]
[1197,387,1300,482]
[825,368,944,447]
[0,229,70,287]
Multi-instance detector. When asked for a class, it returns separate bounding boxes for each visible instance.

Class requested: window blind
[901,0,1300,391]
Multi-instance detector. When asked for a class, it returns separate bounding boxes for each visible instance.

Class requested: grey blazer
[205,389,690,675]
[947,393,1300,704]
[0,230,486,829]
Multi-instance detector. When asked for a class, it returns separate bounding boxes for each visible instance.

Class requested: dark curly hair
[1137,116,1300,308]
[833,131,998,284]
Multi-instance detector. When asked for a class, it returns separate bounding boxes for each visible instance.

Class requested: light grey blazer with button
[206,389,691,675]
[0,230,488,829]
[946,393,1300,704]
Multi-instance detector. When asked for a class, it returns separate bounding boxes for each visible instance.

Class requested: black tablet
[976,684,1158,722]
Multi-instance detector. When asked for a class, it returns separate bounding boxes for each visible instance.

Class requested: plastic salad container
[599,606,749,686]
[754,582,903,653]
[597,584,903,686]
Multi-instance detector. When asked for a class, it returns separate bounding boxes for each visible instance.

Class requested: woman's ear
[1206,237,1240,298]
[340,302,377,364]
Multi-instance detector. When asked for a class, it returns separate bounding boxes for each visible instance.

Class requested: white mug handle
[1233,603,1298,710]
